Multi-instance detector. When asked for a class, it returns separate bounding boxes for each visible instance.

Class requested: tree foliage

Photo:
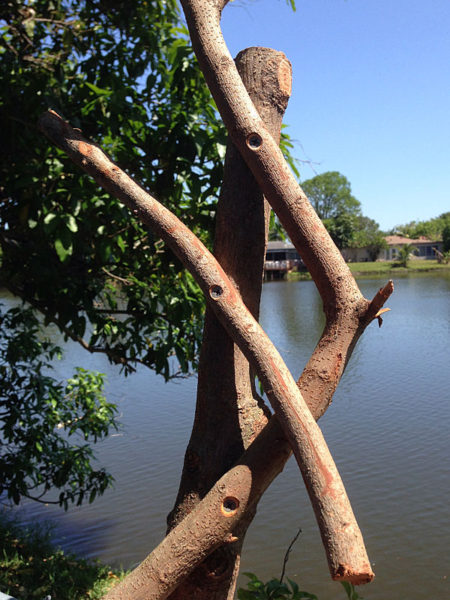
[237,573,364,600]
[300,172,361,221]
[0,305,118,508]
[391,212,450,241]
[300,172,361,249]
[0,514,124,598]
[0,0,228,380]
[299,172,390,255]
[0,0,230,507]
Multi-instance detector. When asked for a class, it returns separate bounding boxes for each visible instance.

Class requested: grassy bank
[348,259,450,277]
[287,259,450,281]
[0,513,125,600]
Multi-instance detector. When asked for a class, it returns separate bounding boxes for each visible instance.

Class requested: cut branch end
[332,563,375,585]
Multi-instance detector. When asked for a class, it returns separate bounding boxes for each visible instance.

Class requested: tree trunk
[166,46,292,600]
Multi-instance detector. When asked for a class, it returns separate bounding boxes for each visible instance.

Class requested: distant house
[342,235,443,262]
[265,236,444,274]
[341,246,373,263]
[264,240,303,279]
[379,235,443,261]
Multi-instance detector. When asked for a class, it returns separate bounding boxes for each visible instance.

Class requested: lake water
[4,274,450,600]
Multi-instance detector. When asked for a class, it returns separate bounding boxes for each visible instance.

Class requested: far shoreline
[283,259,450,281]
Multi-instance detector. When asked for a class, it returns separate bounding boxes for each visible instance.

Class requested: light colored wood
[39,108,374,597]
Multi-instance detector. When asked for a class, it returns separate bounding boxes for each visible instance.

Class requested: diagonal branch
[39,109,373,587]
[178,0,394,423]
[180,0,364,316]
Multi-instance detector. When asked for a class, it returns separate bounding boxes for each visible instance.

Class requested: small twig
[279,527,302,584]
[101,266,133,285]
[365,280,394,327]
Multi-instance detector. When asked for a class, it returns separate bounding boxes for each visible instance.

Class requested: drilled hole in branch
[209,284,223,299]
[221,496,239,516]
[246,133,262,149]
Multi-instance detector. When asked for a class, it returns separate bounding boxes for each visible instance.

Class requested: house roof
[385,235,436,246]
[267,240,295,250]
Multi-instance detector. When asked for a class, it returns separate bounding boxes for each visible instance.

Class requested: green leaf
[85,81,112,96]
[341,582,364,600]
[216,142,227,159]
[54,238,73,262]
[44,213,57,225]
[66,214,78,233]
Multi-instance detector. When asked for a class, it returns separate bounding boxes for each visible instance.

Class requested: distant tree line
[390,212,450,250]
[272,171,449,258]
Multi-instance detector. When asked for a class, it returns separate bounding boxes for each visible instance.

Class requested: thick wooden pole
[166,47,291,600]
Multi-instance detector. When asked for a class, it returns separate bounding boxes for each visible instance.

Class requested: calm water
[4,274,450,600]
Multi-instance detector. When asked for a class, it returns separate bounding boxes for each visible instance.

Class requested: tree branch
[0,280,139,372]
[180,0,364,317]
[96,0,395,588]
[176,0,394,426]
[39,109,373,587]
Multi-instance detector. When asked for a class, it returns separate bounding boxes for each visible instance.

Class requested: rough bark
[166,47,291,600]
[39,109,376,597]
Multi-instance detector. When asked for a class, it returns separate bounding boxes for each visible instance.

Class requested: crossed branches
[39,0,393,598]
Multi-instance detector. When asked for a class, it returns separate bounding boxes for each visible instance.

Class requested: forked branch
[178,0,393,421]
[181,0,363,315]
[39,110,374,592]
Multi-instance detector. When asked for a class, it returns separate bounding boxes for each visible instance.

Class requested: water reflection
[260,280,324,375]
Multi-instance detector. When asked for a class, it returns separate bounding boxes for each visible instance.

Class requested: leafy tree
[395,243,417,268]
[351,216,387,261]
[0,0,228,508]
[0,0,226,381]
[300,172,361,248]
[300,172,361,221]
[391,212,450,241]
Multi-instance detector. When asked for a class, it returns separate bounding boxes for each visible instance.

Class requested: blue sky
[220,0,450,231]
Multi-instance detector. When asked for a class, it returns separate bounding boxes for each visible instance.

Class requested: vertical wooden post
[166,47,292,600]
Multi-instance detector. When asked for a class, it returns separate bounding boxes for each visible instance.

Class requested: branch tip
[367,280,394,325]
[374,307,390,319]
